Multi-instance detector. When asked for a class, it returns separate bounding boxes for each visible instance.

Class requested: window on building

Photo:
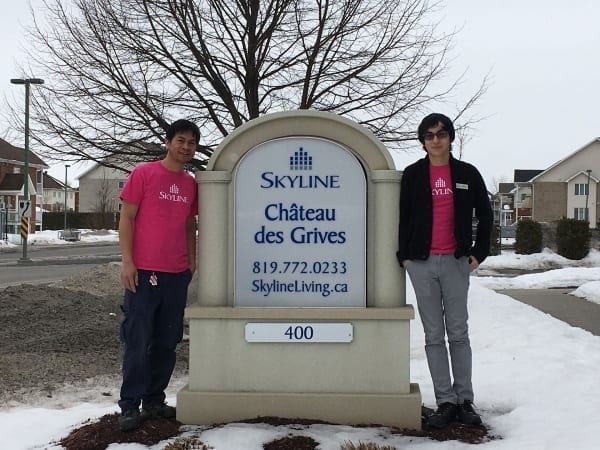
[575,184,589,195]
[574,208,589,221]
[118,181,125,189]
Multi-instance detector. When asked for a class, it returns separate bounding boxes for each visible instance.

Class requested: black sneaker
[119,408,141,432]
[457,400,482,426]
[140,401,176,421]
[428,402,457,429]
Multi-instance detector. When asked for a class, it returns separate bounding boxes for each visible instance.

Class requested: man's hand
[468,256,480,271]
[121,260,139,293]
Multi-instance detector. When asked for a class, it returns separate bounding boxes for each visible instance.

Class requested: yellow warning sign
[20,217,29,240]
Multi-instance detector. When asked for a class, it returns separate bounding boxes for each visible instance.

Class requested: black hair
[417,113,455,145]
[166,119,200,144]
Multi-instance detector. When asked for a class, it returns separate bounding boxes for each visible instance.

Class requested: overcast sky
[1,0,599,189]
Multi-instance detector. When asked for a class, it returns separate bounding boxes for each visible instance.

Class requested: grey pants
[406,254,473,405]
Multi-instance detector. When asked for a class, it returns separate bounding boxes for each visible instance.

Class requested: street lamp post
[10,77,45,263]
[585,169,592,222]
[64,165,70,230]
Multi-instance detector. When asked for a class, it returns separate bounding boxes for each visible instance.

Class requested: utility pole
[64,165,70,230]
[585,169,592,222]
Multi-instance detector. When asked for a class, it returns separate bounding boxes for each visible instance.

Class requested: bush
[489,224,500,256]
[515,219,542,254]
[42,212,119,230]
[556,217,591,260]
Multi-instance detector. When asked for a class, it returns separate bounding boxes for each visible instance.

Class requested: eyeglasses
[423,130,449,141]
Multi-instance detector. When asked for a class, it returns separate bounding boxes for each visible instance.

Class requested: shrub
[556,217,591,260]
[489,224,500,256]
[42,212,119,230]
[515,219,542,254]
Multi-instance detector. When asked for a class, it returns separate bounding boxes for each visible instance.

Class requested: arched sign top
[207,110,395,172]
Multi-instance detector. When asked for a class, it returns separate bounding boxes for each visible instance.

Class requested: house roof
[530,137,600,182]
[513,169,543,183]
[498,182,515,194]
[0,173,25,191]
[0,138,49,168]
[565,171,600,183]
[76,143,163,179]
[42,172,66,190]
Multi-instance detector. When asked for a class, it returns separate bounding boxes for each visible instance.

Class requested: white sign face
[245,323,353,343]
[234,137,366,307]
[18,200,31,218]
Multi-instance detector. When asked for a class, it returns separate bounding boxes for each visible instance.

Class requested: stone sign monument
[177,110,421,429]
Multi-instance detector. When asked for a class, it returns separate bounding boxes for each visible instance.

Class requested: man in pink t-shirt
[117,119,199,432]
[398,113,493,429]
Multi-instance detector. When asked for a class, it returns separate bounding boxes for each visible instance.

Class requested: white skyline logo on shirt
[432,177,453,196]
[159,183,188,203]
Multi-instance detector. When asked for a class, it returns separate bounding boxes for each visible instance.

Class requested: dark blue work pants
[118,269,191,412]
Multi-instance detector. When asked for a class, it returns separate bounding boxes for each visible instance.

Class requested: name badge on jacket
[456,183,469,190]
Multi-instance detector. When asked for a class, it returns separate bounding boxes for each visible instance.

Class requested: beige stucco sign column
[177,110,421,429]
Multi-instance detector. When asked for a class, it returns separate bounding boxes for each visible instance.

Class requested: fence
[0,207,6,241]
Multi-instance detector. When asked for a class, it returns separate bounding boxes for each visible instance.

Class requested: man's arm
[397,167,412,268]
[119,200,139,292]
[186,215,197,275]
[470,169,494,265]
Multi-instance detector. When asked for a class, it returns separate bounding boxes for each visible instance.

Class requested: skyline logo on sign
[290,147,313,171]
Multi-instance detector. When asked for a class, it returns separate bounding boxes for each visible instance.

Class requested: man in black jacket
[398,113,493,429]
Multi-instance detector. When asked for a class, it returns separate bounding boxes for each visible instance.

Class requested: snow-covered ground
[1,235,599,449]
[0,229,119,249]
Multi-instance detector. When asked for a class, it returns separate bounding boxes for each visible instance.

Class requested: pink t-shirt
[120,160,198,273]
[429,164,457,254]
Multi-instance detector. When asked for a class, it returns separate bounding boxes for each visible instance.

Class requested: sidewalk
[495,288,600,336]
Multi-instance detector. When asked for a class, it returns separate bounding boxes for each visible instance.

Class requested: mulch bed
[58,411,497,450]
[59,413,182,450]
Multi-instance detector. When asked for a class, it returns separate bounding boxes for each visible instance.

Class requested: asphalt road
[0,243,121,288]
[0,242,120,265]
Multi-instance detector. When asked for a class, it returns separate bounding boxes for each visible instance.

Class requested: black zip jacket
[397,154,493,265]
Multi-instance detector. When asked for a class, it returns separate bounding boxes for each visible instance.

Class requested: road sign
[20,217,29,240]
[18,200,31,218]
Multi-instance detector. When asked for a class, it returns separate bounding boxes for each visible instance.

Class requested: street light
[64,165,70,230]
[10,77,45,263]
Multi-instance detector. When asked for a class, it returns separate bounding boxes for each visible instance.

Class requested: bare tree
[11,0,487,170]
[490,175,510,195]
[94,174,119,228]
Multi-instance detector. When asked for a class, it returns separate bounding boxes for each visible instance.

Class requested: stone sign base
[177,385,421,430]
[176,306,422,430]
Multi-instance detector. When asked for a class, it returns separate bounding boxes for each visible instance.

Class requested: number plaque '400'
[244,323,353,343]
